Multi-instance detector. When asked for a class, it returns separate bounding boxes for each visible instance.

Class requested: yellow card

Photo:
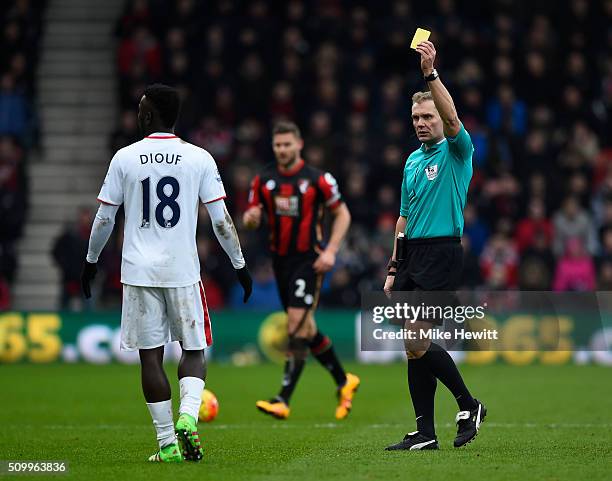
[410,28,431,49]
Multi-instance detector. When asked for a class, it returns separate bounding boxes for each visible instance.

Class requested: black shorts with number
[393,237,463,325]
[273,252,321,311]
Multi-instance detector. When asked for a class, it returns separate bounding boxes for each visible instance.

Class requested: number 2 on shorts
[294,279,306,298]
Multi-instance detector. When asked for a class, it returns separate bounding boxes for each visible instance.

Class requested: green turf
[1,362,611,481]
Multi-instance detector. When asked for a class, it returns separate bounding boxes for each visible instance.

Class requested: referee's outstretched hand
[236,265,253,303]
[81,261,98,299]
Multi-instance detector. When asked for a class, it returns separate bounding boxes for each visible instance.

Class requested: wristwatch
[424,69,439,82]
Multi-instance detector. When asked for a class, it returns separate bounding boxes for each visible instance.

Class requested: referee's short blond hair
[412,91,433,105]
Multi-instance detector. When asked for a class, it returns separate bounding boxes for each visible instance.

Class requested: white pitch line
[9,422,612,430]
[367,422,612,429]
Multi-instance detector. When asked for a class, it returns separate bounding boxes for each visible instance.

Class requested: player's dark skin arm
[415,40,461,137]
[313,203,351,273]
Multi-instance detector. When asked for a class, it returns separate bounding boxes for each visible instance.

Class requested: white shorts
[120,281,212,351]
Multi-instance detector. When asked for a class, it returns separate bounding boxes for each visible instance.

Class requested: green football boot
[175,413,204,461]
[147,441,183,463]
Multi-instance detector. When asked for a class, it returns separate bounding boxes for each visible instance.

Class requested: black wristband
[424,69,439,82]
[387,271,396,277]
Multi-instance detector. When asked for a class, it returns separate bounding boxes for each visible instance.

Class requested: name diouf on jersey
[140,152,182,165]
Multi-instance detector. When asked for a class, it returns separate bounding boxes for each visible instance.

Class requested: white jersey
[97,133,226,287]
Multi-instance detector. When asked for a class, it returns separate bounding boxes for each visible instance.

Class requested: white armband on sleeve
[205,199,246,269]
[86,203,120,263]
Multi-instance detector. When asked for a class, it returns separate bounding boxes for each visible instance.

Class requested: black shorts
[273,253,321,311]
[393,237,463,325]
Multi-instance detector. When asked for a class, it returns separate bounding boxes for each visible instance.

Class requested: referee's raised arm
[415,40,461,137]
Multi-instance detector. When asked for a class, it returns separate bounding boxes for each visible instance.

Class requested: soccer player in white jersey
[80,84,253,463]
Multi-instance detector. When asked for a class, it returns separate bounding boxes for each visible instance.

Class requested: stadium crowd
[97,0,612,309]
[0,0,45,308]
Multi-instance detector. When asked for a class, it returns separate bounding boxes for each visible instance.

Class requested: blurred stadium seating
[1,0,46,308]
[4,0,612,311]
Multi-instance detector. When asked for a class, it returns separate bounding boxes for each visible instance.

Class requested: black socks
[277,356,306,404]
[309,331,347,386]
[277,331,347,404]
[407,357,437,438]
[420,343,477,411]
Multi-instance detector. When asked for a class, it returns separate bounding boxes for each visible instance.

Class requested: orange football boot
[335,373,361,420]
[256,399,290,420]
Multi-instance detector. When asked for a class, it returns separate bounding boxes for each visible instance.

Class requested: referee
[384,40,486,451]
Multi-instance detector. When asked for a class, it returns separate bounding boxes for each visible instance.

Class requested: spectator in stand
[553,237,596,291]
[598,259,612,290]
[463,202,488,257]
[592,170,612,229]
[0,268,10,309]
[343,171,371,227]
[515,197,553,254]
[109,110,140,153]
[319,266,361,308]
[188,116,233,165]
[52,208,93,310]
[115,0,153,37]
[486,84,527,137]
[117,26,161,79]
[552,196,598,257]
[0,135,27,287]
[0,74,29,140]
[0,1,45,307]
[599,201,612,247]
[480,232,519,289]
[518,231,556,290]
[597,226,612,289]
[460,235,482,288]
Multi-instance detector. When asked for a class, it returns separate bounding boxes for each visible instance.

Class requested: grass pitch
[1,362,611,481]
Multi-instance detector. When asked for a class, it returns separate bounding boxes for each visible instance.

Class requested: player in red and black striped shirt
[243,121,360,420]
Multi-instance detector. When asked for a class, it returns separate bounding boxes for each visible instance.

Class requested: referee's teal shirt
[400,123,473,239]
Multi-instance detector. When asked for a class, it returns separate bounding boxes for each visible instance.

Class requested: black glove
[81,261,98,299]
[236,265,253,303]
